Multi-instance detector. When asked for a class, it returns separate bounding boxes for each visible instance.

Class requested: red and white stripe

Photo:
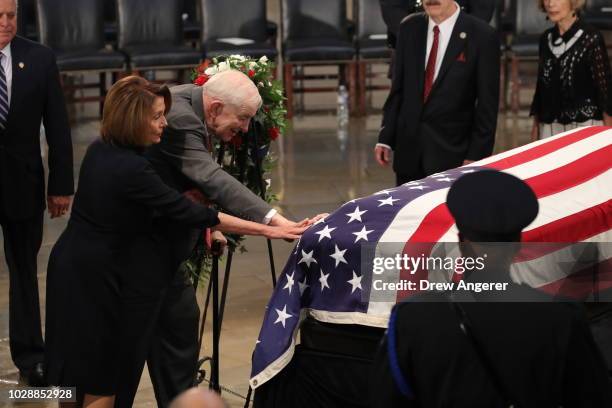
[368,126,612,315]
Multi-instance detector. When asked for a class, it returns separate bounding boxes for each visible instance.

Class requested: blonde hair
[538,0,585,13]
[101,76,171,147]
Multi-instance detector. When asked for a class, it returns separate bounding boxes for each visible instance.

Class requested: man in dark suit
[375,0,500,185]
[0,0,73,386]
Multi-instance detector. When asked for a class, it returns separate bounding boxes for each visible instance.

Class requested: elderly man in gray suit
[115,70,314,407]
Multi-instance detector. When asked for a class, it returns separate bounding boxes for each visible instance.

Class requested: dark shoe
[19,362,47,387]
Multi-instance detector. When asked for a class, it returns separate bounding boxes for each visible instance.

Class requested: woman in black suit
[44,76,305,408]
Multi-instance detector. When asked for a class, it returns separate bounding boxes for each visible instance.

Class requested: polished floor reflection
[0,87,534,406]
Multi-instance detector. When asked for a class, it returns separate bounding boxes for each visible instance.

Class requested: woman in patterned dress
[530,0,612,140]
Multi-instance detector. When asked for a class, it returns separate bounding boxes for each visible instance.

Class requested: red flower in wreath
[195,61,210,74]
[194,74,209,86]
[268,127,280,141]
[248,69,256,78]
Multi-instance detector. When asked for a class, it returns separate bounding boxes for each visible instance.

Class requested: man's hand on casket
[271,213,329,241]
[309,213,329,225]
[263,223,309,240]
[271,213,328,228]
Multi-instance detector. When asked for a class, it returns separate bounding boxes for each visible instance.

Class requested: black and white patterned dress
[530,19,612,138]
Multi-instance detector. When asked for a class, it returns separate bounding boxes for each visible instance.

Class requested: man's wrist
[376,143,392,150]
[263,209,278,225]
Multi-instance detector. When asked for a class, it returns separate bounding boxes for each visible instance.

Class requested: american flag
[250,126,612,388]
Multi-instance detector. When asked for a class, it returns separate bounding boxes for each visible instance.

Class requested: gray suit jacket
[147,84,272,223]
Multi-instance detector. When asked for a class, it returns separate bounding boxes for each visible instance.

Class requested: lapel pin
[460,32,467,39]
[18,62,24,69]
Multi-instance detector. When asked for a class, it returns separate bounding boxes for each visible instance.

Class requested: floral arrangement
[187,54,286,267]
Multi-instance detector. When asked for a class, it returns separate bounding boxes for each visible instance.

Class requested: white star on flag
[298,250,318,268]
[462,169,476,173]
[352,226,374,243]
[283,271,295,294]
[319,269,330,292]
[403,181,423,186]
[409,185,429,190]
[330,244,348,267]
[348,271,362,293]
[315,225,336,242]
[346,206,367,223]
[436,177,454,182]
[298,277,309,296]
[378,196,400,207]
[374,189,391,195]
[274,305,292,328]
[430,173,449,178]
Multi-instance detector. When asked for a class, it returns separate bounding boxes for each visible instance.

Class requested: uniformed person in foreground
[370,170,612,407]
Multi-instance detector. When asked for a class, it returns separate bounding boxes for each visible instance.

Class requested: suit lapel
[431,12,468,92]
[8,37,26,120]
[415,15,428,102]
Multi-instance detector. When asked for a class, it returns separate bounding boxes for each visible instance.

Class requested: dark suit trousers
[396,171,426,186]
[0,212,45,371]
[148,274,200,408]
[395,153,461,186]
[395,154,426,186]
[115,269,200,408]
[254,346,373,408]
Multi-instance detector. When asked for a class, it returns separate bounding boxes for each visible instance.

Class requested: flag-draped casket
[250,126,612,388]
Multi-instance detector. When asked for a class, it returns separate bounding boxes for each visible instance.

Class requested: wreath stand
[193,120,278,400]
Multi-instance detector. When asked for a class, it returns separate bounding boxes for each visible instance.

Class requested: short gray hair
[202,70,262,111]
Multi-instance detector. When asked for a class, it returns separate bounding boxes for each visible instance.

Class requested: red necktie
[423,25,440,102]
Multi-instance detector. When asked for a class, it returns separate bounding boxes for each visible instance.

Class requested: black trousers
[396,171,426,187]
[0,212,45,371]
[148,275,200,407]
[115,269,200,408]
[254,346,374,408]
[395,154,426,186]
[254,318,385,408]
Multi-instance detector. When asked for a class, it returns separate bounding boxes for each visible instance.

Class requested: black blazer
[379,0,496,48]
[0,36,73,220]
[45,139,219,392]
[378,11,500,176]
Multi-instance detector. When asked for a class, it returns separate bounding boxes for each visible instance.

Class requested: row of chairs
[21,0,612,118]
[28,0,278,113]
[24,0,389,118]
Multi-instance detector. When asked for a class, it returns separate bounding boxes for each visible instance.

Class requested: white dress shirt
[0,43,12,104]
[263,208,277,224]
[425,2,461,82]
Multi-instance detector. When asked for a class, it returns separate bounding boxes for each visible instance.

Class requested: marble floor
[0,83,534,407]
